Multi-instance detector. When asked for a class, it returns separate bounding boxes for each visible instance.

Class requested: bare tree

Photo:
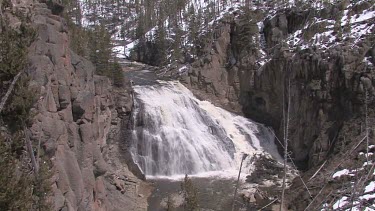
[281,76,291,211]
[0,71,23,114]
[365,88,369,163]
[24,127,39,175]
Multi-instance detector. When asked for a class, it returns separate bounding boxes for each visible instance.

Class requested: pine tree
[334,11,343,40]
[136,9,146,59]
[154,4,168,65]
[88,23,112,76]
[172,22,183,62]
[144,0,154,29]
[176,0,186,23]
[62,0,90,57]
[0,19,35,81]
[0,135,33,210]
[187,5,200,58]
[343,9,352,34]
[111,60,124,87]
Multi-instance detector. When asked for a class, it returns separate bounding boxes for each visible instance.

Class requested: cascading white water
[130,80,280,178]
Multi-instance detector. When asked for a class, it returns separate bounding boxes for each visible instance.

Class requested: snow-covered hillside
[75,0,374,63]
[285,0,375,51]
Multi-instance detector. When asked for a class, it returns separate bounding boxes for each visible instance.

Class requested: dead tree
[281,76,291,211]
[0,71,23,113]
[24,127,39,175]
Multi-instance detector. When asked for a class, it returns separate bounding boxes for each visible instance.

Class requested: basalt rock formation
[6,1,147,210]
[179,3,375,170]
[170,2,375,209]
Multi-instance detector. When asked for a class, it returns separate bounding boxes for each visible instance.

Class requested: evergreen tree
[334,11,343,40]
[0,19,35,81]
[344,9,352,34]
[0,135,33,210]
[172,22,183,62]
[136,9,146,59]
[88,23,112,75]
[111,59,124,87]
[187,5,199,58]
[176,0,186,23]
[62,0,89,57]
[144,0,154,29]
[0,16,36,130]
[154,4,168,65]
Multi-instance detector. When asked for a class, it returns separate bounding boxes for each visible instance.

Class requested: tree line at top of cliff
[60,0,124,87]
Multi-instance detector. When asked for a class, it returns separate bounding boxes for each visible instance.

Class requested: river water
[125,68,282,210]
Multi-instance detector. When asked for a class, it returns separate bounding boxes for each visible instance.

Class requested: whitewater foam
[129,81,280,179]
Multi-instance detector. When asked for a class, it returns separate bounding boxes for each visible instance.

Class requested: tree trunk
[25,127,39,175]
[0,71,23,114]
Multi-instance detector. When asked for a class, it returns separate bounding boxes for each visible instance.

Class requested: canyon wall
[8,1,147,210]
[172,2,375,208]
[180,4,375,170]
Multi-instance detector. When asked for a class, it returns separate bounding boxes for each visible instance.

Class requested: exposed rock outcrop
[180,5,375,170]
[10,1,150,210]
[170,3,375,209]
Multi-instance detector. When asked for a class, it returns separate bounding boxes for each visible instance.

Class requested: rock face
[173,3,375,209]
[19,2,148,211]
[181,6,375,171]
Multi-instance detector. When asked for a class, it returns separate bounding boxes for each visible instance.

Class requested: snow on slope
[117,0,256,58]
[78,0,138,58]
[324,144,375,211]
[77,0,375,62]
[285,0,375,52]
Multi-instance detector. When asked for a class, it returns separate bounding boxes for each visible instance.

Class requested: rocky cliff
[177,0,374,167]
[165,0,375,209]
[7,1,148,210]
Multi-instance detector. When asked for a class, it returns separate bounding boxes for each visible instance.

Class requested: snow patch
[333,196,349,209]
[332,169,353,178]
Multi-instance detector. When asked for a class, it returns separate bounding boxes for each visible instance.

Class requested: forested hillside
[67,0,290,65]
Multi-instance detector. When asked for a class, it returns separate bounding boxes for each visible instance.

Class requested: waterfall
[129,80,280,178]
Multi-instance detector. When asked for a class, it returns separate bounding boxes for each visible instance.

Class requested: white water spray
[130,81,280,178]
